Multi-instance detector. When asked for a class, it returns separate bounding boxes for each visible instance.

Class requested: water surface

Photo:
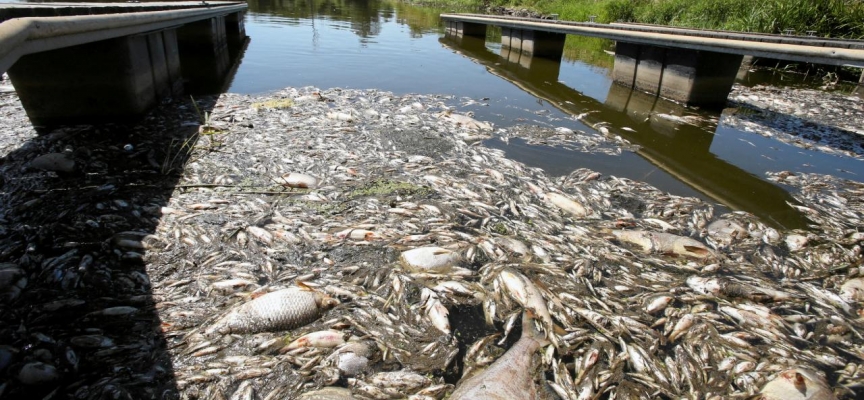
[13,0,864,228]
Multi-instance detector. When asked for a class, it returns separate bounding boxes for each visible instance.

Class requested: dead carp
[611,230,714,259]
[758,368,836,400]
[206,286,338,335]
[448,312,549,400]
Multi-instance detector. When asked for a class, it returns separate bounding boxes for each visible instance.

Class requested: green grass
[469,0,864,39]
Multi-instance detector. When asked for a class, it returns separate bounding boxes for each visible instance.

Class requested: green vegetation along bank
[416,0,864,39]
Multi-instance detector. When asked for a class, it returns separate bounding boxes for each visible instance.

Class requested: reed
[480,0,864,39]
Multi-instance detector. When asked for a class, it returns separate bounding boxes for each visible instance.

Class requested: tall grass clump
[480,0,864,39]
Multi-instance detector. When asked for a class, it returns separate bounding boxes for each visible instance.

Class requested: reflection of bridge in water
[440,35,810,229]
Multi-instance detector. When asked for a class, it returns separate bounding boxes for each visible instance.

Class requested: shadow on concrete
[0,38,248,400]
[441,35,811,230]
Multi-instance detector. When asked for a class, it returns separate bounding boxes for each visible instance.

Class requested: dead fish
[545,192,589,218]
[611,230,714,259]
[449,312,548,400]
[758,368,836,400]
[400,247,461,273]
[299,387,355,400]
[370,370,432,392]
[497,269,559,347]
[283,330,346,351]
[438,111,493,131]
[839,278,864,301]
[644,295,673,314]
[330,341,372,378]
[206,286,338,335]
[421,288,451,335]
[495,237,531,260]
[278,173,319,189]
[686,276,795,302]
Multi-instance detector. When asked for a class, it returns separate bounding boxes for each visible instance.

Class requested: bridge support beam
[501,27,565,59]
[7,30,183,126]
[177,16,231,93]
[612,41,742,107]
[445,21,486,38]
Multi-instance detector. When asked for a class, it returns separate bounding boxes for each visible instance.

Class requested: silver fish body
[207,288,338,334]
[299,387,355,400]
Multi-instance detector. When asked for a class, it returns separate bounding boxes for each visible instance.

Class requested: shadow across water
[441,35,811,230]
[0,39,248,400]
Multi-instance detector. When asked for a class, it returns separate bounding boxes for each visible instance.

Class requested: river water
[15,0,864,228]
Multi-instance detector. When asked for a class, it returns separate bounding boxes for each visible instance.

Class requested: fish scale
[208,288,334,334]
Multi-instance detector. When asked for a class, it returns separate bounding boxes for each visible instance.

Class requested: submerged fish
[449,312,548,400]
[206,286,338,335]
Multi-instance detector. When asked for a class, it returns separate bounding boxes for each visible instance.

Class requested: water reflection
[248,0,391,39]
[441,35,811,229]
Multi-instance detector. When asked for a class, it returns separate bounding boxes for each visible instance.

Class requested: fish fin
[683,246,711,255]
[523,309,551,346]
[296,281,314,291]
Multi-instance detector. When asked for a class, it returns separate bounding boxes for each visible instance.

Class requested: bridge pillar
[501,27,565,59]
[7,30,182,126]
[612,41,742,107]
[226,11,246,43]
[445,21,486,38]
[177,16,231,93]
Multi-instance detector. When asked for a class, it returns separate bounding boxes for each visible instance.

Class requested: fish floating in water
[449,311,548,400]
[206,285,339,335]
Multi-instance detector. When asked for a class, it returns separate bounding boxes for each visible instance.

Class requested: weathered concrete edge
[440,14,864,67]
[0,2,247,73]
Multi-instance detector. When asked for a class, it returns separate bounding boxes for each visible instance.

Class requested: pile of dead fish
[724,84,864,159]
[1,85,863,400]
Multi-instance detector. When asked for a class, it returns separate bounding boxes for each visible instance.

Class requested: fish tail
[522,309,550,346]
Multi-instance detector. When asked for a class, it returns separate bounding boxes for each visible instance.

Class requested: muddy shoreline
[1,80,864,399]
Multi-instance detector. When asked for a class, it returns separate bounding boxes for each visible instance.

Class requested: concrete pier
[8,30,183,126]
[0,2,247,127]
[613,42,742,106]
[440,13,864,106]
[177,16,231,94]
[445,20,486,38]
[501,27,565,59]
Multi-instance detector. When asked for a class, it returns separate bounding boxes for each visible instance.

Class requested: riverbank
[1,83,864,398]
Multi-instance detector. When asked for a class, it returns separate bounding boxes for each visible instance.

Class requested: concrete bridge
[441,13,864,107]
[440,35,811,229]
[0,1,248,126]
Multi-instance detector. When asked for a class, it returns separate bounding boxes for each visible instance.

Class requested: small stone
[17,362,59,385]
[29,153,75,173]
